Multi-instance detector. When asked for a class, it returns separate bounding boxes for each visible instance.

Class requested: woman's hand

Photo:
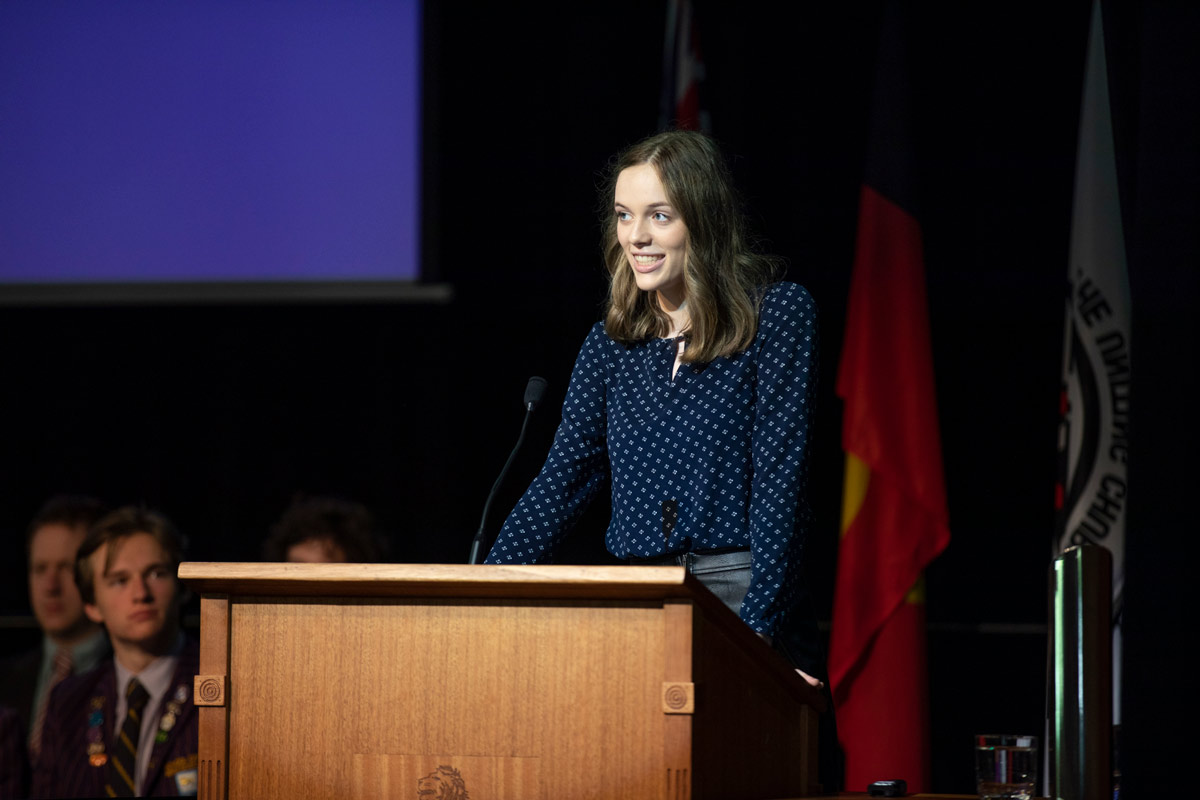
[794,669,825,690]
[757,632,826,689]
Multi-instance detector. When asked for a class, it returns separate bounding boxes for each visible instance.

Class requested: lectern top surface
[177,562,699,600]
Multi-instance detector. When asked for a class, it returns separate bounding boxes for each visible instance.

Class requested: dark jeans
[630,549,826,675]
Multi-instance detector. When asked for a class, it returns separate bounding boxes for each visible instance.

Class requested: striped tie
[29,647,73,762]
[105,678,149,797]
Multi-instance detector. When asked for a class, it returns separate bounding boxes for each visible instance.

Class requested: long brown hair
[601,131,780,363]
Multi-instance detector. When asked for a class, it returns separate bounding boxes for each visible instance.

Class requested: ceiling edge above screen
[0,0,435,305]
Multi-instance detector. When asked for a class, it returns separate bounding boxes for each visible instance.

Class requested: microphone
[468,376,548,564]
[523,376,547,412]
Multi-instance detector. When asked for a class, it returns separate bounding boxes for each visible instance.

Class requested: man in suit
[32,506,198,798]
[0,496,111,765]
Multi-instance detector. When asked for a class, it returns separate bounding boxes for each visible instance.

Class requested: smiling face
[83,531,181,658]
[614,163,689,311]
[28,522,94,643]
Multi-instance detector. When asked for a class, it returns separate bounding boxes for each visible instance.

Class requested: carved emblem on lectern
[193,675,226,706]
[661,681,695,714]
[417,765,469,799]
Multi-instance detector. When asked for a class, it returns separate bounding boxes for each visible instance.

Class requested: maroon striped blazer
[31,641,199,798]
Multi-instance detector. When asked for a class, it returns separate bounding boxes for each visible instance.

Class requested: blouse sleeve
[484,324,611,564]
[741,283,819,635]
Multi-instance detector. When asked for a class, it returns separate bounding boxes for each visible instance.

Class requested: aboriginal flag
[829,2,951,792]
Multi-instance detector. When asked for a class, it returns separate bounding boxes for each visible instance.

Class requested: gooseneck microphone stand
[467,376,547,564]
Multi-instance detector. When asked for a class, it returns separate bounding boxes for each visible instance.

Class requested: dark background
[1,2,1194,794]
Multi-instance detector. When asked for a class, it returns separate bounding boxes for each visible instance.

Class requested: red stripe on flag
[676,83,701,132]
[836,595,932,791]
[831,463,943,691]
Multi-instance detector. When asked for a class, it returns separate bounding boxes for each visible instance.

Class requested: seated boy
[32,507,198,798]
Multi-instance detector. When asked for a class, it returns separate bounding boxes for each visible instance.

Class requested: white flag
[1056,0,1129,719]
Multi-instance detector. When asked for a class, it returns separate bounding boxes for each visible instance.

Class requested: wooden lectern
[178,563,825,799]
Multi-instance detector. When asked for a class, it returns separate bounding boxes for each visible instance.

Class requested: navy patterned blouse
[486,282,817,635]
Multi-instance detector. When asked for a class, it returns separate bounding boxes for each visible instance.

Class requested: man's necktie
[28,647,73,761]
[105,678,150,797]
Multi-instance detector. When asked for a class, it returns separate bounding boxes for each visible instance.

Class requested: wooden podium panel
[179,563,824,800]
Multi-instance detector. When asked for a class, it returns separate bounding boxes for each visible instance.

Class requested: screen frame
[0,0,445,307]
